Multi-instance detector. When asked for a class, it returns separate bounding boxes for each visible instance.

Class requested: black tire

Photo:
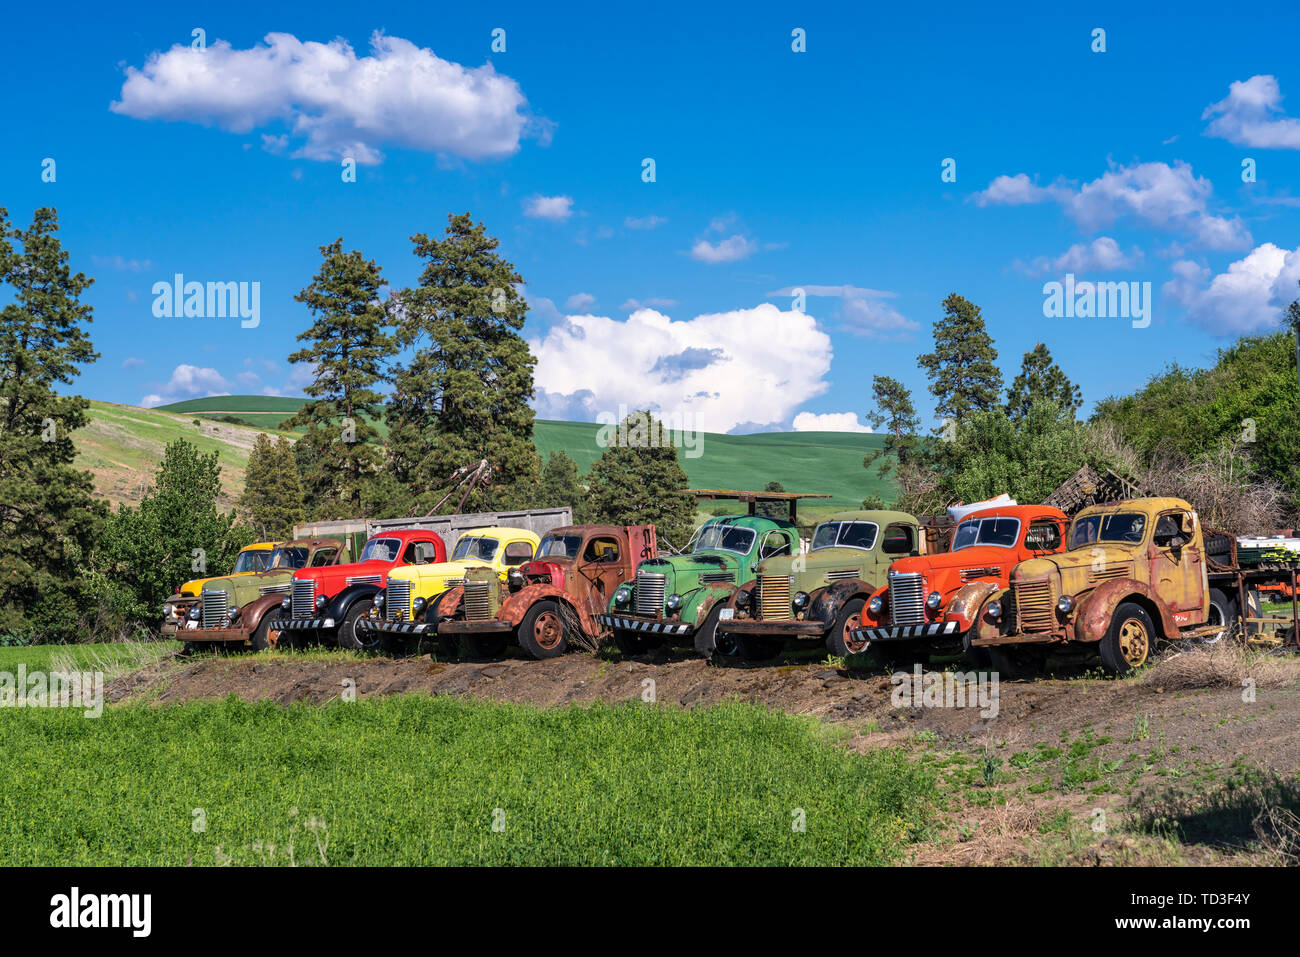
[1197,588,1237,645]
[425,592,461,659]
[250,616,274,651]
[825,598,868,657]
[962,629,993,669]
[988,645,1044,680]
[1099,602,1155,675]
[336,600,377,651]
[518,600,568,659]
[693,606,730,658]
[738,634,783,661]
[460,633,507,659]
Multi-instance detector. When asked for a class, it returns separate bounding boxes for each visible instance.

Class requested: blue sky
[3,0,1299,434]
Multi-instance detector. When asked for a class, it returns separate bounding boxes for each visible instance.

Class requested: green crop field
[0,692,936,866]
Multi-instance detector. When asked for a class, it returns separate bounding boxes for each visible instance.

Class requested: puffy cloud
[791,411,872,433]
[112,32,538,164]
[767,284,917,339]
[690,234,758,264]
[564,292,596,311]
[975,161,1250,251]
[140,364,232,407]
[624,215,667,230]
[1015,236,1144,275]
[1203,75,1300,149]
[1162,243,1300,335]
[530,303,832,433]
[523,194,574,221]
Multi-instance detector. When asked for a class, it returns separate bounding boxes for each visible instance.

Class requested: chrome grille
[824,569,857,582]
[1014,580,1055,631]
[387,579,411,621]
[463,581,492,621]
[347,574,381,587]
[889,571,926,625]
[757,575,792,621]
[201,591,228,628]
[636,572,667,615]
[291,579,315,618]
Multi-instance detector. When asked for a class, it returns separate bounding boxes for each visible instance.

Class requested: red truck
[438,523,657,659]
[267,528,447,649]
[850,504,1070,666]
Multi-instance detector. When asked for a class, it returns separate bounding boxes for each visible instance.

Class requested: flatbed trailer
[1207,530,1300,643]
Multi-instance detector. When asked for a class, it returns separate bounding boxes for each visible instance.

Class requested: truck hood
[892,545,1018,578]
[201,567,296,604]
[388,558,489,584]
[293,559,394,588]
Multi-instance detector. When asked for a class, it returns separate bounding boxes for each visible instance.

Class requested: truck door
[1150,508,1205,619]
[577,535,624,614]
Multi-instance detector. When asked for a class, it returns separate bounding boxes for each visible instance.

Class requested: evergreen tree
[756,481,787,519]
[1006,342,1082,421]
[386,213,539,514]
[864,374,922,477]
[284,239,394,518]
[240,433,305,539]
[0,207,106,640]
[537,450,591,522]
[917,294,1003,432]
[586,410,696,549]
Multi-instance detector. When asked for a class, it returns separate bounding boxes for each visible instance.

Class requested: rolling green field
[156,396,895,509]
[0,693,936,866]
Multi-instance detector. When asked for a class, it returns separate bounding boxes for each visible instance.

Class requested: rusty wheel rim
[534,611,563,650]
[843,612,866,654]
[1118,618,1149,666]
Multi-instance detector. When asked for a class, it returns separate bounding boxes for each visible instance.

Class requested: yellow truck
[358,526,541,654]
[161,541,279,636]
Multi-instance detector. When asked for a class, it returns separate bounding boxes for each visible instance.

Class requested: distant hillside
[123,396,896,512]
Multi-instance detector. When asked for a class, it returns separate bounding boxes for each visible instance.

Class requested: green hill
[129,396,895,512]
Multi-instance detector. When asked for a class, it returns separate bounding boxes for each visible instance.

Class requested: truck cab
[440,524,656,660]
[269,528,447,650]
[716,509,924,660]
[162,540,279,635]
[851,504,1069,664]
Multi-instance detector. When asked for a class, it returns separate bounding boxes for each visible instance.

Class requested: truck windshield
[537,534,583,560]
[811,521,878,552]
[269,547,308,569]
[232,550,269,574]
[952,517,1021,550]
[360,538,402,562]
[1068,513,1147,549]
[453,536,499,562]
[692,525,756,555]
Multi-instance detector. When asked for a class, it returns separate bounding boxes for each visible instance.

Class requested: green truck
[597,489,828,656]
[715,509,925,660]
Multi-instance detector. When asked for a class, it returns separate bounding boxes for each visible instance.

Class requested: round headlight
[926,591,942,611]
[228,606,240,621]
[163,602,174,617]
[1056,595,1075,614]
[374,590,385,611]
[187,605,201,621]
[508,568,525,589]
[614,586,632,606]
[666,593,683,612]
[280,596,290,611]
[985,600,1002,620]
[868,595,883,615]
[793,591,809,609]
[735,590,751,608]
[413,597,427,614]
[315,595,328,610]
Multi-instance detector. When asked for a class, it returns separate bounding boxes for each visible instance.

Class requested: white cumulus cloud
[1015,236,1144,275]
[791,411,872,433]
[1203,75,1300,149]
[523,195,574,221]
[1163,243,1300,335]
[690,235,758,264]
[564,292,596,311]
[141,364,233,407]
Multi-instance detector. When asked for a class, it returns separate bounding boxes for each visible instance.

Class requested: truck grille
[386,579,411,621]
[699,571,735,585]
[201,591,228,628]
[1087,562,1132,583]
[463,581,493,621]
[347,574,381,587]
[291,579,315,618]
[259,583,290,597]
[889,571,926,625]
[1014,581,1055,631]
[757,575,792,621]
[959,566,1000,583]
[636,572,666,615]
[824,569,858,583]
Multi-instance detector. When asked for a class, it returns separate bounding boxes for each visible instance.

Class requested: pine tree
[0,207,106,640]
[537,450,591,522]
[386,214,539,514]
[586,410,696,549]
[756,481,787,519]
[284,239,394,518]
[918,294,1003,432]
[239,433,305,539]
[864,374,921,477]
[1006,342,1082,421]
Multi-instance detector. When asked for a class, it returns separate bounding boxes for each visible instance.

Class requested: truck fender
[240,593,287,631]
[1075,579,1179,644]
[973,587,1011,642]
[500,585,601,637]
[685,583,738,623]
[809,579,870,627]
[947,581,999,632]
[433,585,464,619]
[324,583,382,623]
[860,584,889,628]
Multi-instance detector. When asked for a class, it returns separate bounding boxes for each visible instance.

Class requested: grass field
[0,693,937,866]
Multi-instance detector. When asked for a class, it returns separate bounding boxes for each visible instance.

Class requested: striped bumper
[597,614,693,637]
[852,620,961,642]
[268,617,336,630]
[356,618,432,635]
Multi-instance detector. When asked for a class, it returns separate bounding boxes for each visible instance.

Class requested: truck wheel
[694,607,732,658]
[1198,588,1237,645]
[826,598,868,657]
[336,600,377,651]
[988,645,1043,680]
[612,629,663,656]
[250,617,274,651]
[1099,602,1155,675]
[738,635,783,661]
[461,634,507,659]
[519,601,569,659]
[962,629,992,670]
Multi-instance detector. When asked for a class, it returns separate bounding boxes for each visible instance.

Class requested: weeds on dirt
[1144,641,1300,691]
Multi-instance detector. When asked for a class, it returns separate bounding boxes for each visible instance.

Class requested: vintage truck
[438,523,657,659]
[268,528,447,650]
[968,496,1295,677]
[355,526,542,655]
[161,540,279,636]
[715,509,925,660]
[186,538,346,650]
[850,504,1070,666]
